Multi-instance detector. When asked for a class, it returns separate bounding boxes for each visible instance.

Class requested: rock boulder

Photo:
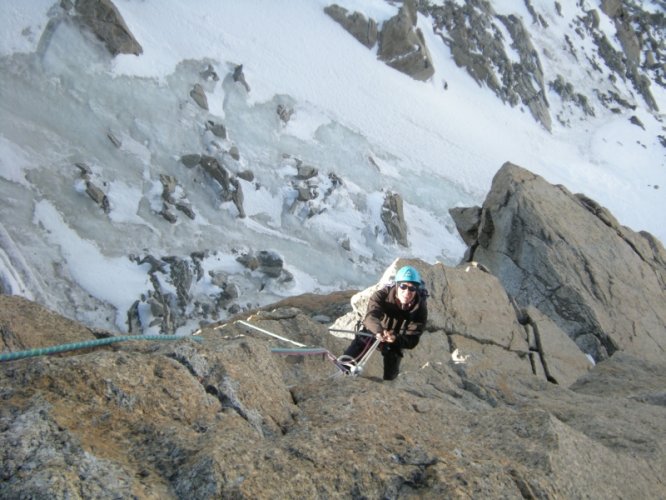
[377,0,435,81]
[451,162,666,363]
[74,0,143,56]
[324,4,378,49]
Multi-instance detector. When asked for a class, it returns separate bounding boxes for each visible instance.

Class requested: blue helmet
[395,265,421,285]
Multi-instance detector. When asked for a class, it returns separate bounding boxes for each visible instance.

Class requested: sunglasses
[398,283,418,292]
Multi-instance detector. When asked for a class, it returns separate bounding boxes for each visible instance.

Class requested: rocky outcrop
[324,0,665,127]
[549,74,595,117]
[427,0,551,130]
[189,83,208,110]
[324,4,378,49]
[600,0,663,111]
[381,191,409,247]
[125,250,249,334]
[232,64,250,93]
[281,156,347,220]
[377,0,435,82]
[123,247,294,334]
[236,250,292,282]
[325,1,434,81]
[450,162,666,363]
[190,155,246,218]
[422,0,664,128]
[160,174,195,222]
[75,162,110,214]
[72,0,143,56]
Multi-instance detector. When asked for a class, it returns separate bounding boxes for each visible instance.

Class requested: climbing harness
[237,319,380,377]
[0,334,202,362]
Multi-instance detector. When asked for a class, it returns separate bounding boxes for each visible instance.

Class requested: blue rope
[0,335,202,362]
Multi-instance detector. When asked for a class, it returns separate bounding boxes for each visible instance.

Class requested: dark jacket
[362,284,428,350]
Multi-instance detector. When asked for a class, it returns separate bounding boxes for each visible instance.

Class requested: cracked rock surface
[452,162,666,363]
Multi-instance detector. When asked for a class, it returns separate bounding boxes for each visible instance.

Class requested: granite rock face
[377,0,435,82]
[450,162,666,363]
[324,4,378,49]
[72,0,143,56]
[325,0,434,81]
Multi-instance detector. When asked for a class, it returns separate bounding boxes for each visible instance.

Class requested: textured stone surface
[326,0,434,81]
[0,295,97,352]
[74,0,143,56]
[377,0,435,81]
[324,4,378,49]
[2,254,666,498]
[456,162,666,362]
[523,306,592,387]
[381,191,409,247]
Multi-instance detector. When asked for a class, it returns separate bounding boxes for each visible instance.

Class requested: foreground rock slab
[2,283,665,498]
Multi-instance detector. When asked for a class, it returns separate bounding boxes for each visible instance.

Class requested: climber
[341,265,428,380]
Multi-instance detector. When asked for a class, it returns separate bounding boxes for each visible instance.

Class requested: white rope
[236,320,307,347]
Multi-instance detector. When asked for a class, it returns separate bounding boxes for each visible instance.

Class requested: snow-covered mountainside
[0,0,664,336]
